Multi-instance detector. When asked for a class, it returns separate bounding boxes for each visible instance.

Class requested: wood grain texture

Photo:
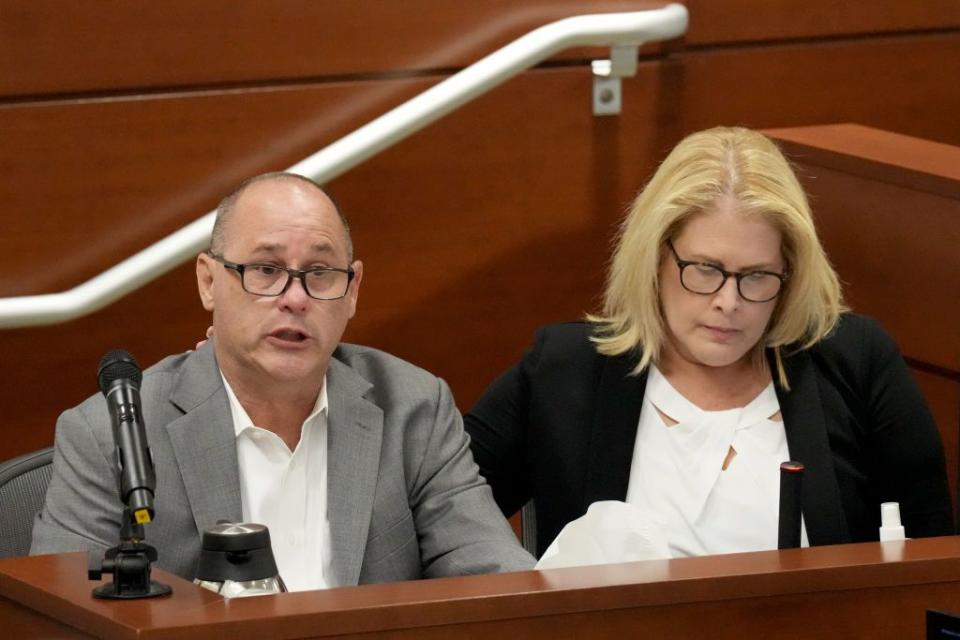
[5,540,960,638]
[769,123,960,198]
[683,0,960,44]
[3,1,959,99]
[792,163,959,371]
[913,370,960,508]
[767,125,960,511]
[766,127,960,367]
[2,596,97,639]
[0,0,667,97]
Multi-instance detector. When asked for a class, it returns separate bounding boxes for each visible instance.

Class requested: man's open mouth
[271,329,308,342]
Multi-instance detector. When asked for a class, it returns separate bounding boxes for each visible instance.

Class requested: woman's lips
[702,325,740,342]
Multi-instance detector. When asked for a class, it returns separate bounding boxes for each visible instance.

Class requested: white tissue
[535,500,672,570]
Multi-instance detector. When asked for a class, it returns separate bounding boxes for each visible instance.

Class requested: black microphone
[778,461,804,549]
[98,350,156,526]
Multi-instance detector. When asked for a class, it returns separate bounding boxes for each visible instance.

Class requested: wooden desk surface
[4,537,960,639]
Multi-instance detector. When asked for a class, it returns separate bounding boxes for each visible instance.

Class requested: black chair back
[0,447,54,558]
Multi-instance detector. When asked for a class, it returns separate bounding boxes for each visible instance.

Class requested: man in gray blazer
[31,172,534,588]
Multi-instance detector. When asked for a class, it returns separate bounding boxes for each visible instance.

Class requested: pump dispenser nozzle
[879,502,906,542]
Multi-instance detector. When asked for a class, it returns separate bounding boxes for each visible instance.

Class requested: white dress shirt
[626,365,808,556]
[221,373,333,591]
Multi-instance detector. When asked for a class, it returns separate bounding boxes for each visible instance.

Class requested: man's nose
[278,274,311,310]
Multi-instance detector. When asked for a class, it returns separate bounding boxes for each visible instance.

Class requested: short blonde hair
[589,126,844,388]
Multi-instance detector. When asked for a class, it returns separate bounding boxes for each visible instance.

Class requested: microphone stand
[88,349,171,599]
[89,508,171,599]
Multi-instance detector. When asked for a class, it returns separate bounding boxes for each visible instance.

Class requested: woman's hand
[195,326,213,350]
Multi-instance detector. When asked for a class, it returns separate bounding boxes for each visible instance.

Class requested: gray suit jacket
[31,341,534,584]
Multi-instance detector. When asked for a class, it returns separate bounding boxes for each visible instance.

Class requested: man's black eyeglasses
[208,253,355,301]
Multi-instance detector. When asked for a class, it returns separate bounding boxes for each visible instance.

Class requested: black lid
[200,522,272,552]
[194,522,280,582]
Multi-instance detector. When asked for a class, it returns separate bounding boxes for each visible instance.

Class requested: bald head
[210,172,352,259]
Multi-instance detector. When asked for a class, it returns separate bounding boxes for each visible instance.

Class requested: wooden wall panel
[767,124,960,509]
[0,0,664,97]
[770,124,960,198]
[0,79,429,295]
[913,371,960,506]
[0,264,208,458]
[666,33,960,146]
[767,125,960,372]
[0,69,621,460]
[3,1,959,97]
[684,0,960,44]
[1,11,959,468]
[791,168,959,370]
[4,34,960,297]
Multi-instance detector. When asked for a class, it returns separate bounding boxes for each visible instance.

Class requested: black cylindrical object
[778,461,805,549]
[98,350,156,525]
[194,523,286,597]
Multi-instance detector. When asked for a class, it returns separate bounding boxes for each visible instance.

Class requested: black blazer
[466,314,953,556]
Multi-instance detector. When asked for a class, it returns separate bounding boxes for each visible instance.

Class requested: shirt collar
[220,371,328,438]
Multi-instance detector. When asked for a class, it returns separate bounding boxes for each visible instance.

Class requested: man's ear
[196,253,216,311]
[347,260,363,319]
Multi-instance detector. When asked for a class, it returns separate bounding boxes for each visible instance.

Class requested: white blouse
[625,365,808,557]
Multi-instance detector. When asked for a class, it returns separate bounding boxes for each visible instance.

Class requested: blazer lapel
[582,353,647,508]
[325,356,383,587]
[771,348,850,545]
[165,343,243,535]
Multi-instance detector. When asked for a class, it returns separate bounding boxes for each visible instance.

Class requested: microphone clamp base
[88,508,171,599]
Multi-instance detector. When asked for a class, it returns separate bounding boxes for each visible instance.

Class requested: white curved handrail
[0,4,688,328]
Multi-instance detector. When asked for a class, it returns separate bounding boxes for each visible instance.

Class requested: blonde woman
[465,126,952,557]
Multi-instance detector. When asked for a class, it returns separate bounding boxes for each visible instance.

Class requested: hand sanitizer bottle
[879,502,906,542]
